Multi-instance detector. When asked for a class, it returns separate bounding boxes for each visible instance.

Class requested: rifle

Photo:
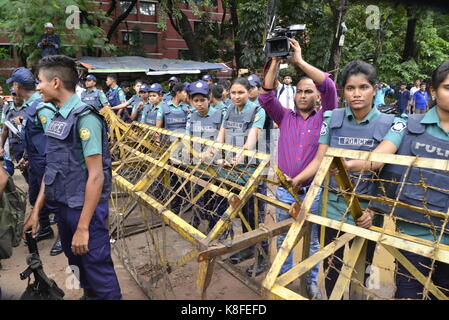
[19,230,65,300]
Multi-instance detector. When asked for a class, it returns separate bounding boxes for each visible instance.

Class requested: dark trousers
[54,200,122,300]
[395,250,449,299]
[28,156,58,227]
[322,227,376,298]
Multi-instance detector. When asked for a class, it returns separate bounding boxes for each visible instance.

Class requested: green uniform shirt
[107,85,126,104]
[57,94,103,168]
[24,92,56,132]
[140,100,161,123]
[388,107,449,244]
[318,106,404,225]
[211,101,227,113]
[156,99,189,121]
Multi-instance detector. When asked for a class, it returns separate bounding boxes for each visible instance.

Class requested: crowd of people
[1,33,449,300]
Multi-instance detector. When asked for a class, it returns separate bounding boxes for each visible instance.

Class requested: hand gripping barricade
[100,108,308,299]
[262,147,449,300]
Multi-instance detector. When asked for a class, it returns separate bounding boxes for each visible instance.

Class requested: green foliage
[0,0,115,65]
[237,0,267,70]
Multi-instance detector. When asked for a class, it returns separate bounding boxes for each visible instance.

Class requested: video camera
[265,24,306,58]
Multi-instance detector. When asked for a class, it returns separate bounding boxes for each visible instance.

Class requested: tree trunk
[327,0,347,83]
[230,0,242,74]
[402,6,417,62]
[107,0,137,41]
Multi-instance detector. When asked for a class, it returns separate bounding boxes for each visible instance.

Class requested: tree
[0,0,115,66]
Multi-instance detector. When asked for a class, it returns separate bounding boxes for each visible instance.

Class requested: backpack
[0,176,27,259]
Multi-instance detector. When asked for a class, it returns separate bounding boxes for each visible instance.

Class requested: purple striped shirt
[259,74,337,186]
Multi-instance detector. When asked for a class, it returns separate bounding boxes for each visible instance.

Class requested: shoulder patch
[320,122,328,136]
[79,128,91,141]
[39,115,47,124]
[391,121,406,133]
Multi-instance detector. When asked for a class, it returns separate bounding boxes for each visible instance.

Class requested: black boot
[246,255,268,277]
[79,289,97,300]
[34,226,54,242]
[229,247,254,265]
[50,235,63,256]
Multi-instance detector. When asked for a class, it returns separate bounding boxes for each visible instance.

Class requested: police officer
[186,80,227,231]
[362,60,449,299]
[0,88,27,179]
[112,80,144,121]
[23,55,122,300]
[140,83,165,125]
[162,76,179,103]
[37,22,61,57]
[105,74,127,120]
[293,60,406,297]
[201,74,214,86]
[7,67,62,256]
[156,82,189,132]
[80,75,110,111]
[214,77,268,277]
[209,84,227,112]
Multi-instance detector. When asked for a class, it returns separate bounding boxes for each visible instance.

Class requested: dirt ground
[0,169,396,300]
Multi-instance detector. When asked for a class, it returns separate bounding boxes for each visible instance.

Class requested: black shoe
[246,256,268,277]
[229,247,254,265]
[50,236,63,256]
[34,226,54,242]
[79,290,97,300]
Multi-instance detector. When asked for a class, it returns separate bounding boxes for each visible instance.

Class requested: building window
[120,1,138,14]
[122,31,157,46]
[180,0,217,5]
[140,1,156,16]
[142,33,157,46]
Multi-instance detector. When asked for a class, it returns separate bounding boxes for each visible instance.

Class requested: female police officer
[23,55,122,300]
[291,60,405,297]
[140,83,165,125]
[359,60,449,299]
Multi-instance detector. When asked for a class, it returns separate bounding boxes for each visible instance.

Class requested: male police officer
[80,75,109,111]
[7,67,62,256]
[37,23,61,57]
[23,55,122,300]
[105,74,127,119]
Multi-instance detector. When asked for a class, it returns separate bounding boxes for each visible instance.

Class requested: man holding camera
[259,38,338,300]
[37,23,61,57]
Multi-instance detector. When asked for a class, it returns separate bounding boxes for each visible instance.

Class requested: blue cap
[183,82,191,93]
[139,84,151,92]
[189,80,209,96]
[247,74,261,87]
[147,83,163,93]
[6,67,36,85]
[85,74,97,81]
[202,74,212,81]
[168,76,179,83]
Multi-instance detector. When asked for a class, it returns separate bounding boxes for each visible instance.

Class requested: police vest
[143,104,159,126]
[106,87,122,108]
[7,107,26,144]
[373,115,449,234]
[21,99,54,158]
[162,104,189,131]
[190,108,223,141]
[43,105,112,209]
[81,89,102,110]
[328,108,394,195]
[223,103,259,165]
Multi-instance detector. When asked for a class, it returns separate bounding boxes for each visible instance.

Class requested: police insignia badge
[320,122,328,136]
[40,116,47,124]
[80,128,91,140]
[391,121,406,133]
